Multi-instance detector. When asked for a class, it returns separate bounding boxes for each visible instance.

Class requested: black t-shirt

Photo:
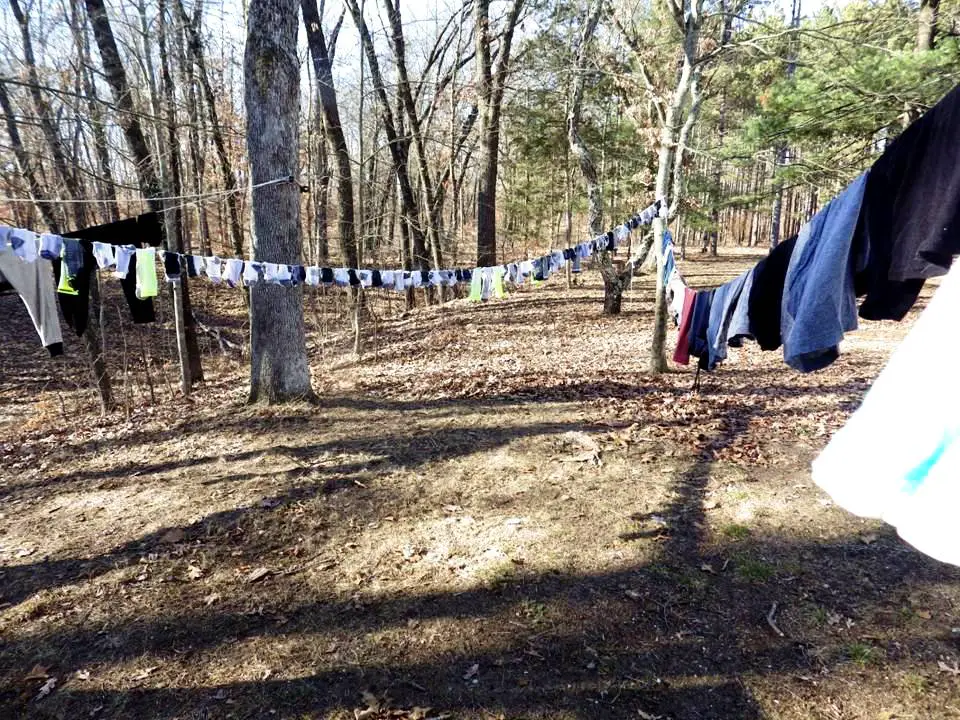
[855,83,960,320]
[747,234,798,352]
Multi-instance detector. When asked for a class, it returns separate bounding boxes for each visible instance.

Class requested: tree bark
[917,0,940,51]
[301,0,358,268]
[474,0,525,266]
[246,0,315,404]
[176,0,246,258]
[158,0,202,389]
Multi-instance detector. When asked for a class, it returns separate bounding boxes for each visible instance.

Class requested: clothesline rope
[0,175,294,207]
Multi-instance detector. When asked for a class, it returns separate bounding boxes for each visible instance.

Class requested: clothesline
[0,195,663,358]
[663,82,960,382]
[0,174,295,207]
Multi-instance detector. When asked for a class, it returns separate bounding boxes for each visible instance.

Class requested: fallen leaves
[131,666,158,681]
[938,659,960,676]
[35,677,56,701]
[245,567,271,584]
[186,565,205,581]
[159,528,185,544]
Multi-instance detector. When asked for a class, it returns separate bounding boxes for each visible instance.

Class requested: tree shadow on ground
[4,382,959,719]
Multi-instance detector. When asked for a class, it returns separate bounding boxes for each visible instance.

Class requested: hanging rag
[0,249,63,356]
[39,234,62,260]
[135,248,158,299]
[781,172,868,372]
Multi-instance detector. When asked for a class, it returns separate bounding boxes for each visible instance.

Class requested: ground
[2,249,960,720]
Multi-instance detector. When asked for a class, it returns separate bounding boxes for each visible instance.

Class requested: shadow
[0,415,610,606]
[3,528,957,719]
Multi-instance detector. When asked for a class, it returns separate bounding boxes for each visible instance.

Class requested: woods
[0,0,956,396]
[6,0,960,717]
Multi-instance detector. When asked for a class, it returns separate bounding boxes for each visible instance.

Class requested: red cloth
[672,287,696,365]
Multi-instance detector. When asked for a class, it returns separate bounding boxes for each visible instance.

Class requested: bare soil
[2,250,960,720]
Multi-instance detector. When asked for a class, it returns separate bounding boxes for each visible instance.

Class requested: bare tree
[474,0,525,266]
[301,0,357,268]
[246,0,315,403]
[568,0,629,315]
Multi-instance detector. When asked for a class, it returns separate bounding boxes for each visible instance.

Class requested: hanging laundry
[371,270,383,288]
[223,258,244,287]
[114,246,136,278]
[10,229,38,263]
[0,249,63,356]
[666,269,686,323]
[203,256,223,283]
[264,262,293,286]
[57,239,85,296]
[59,213,160,334]
[92,242,115,270]
[661,230,675,286]
[687,289,715,369]
[134,248,158,299]
[320,267,334,286]
[39,233,62,260]
[305,266,321,287]
[705,270,751,371]
[673,287,696,365]
[813,260,960,566]
[855,84,960,322]
[163,252,182,282]
[725,268,755,349]
[746,233,798,351]
[492,266,507,299]
[243,261,262,287]
[781,173,868,372]
[186,254,203,278]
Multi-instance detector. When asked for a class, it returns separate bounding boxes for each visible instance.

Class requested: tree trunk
[246,0,315,404]
[568,0,628,314]
[917,0,940,51]
[344,0,430,276]
[176,0,246,258]
[474,0,525,266]
[301,0,358,268]
[158,0,201,389]
[84,0,163,208]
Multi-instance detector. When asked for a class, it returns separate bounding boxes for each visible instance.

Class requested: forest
[2,0,960,718]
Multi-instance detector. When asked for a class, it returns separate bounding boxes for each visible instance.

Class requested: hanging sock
[242,261,262,287]
[163,252,183,283]
[39,234,62,261]
[92,242,116,270]
[187,255,203,277]
[492,266,508,299]
[204,256,223,283]
[468,268,484,301]
[114,246,136,278]
[223,258,244,287]
[135,248,158,299]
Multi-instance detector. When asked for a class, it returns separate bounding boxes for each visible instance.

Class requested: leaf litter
[0,256,958,719]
